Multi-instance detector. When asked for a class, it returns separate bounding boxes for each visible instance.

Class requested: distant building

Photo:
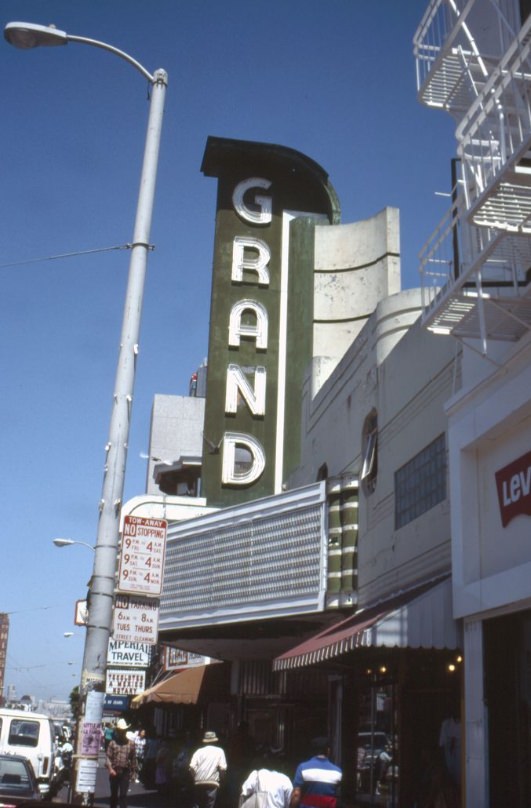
[5,684,16,704]
[0,614,8,705]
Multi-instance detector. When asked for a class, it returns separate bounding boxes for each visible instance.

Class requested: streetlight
[5,20,167,802]
[53,538,96,551]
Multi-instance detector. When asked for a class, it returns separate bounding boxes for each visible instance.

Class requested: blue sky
[0,0,456,701]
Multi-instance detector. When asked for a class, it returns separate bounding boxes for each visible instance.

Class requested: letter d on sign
[221,432,266,486]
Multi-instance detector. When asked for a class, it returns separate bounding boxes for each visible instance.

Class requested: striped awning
[273,576,459,670]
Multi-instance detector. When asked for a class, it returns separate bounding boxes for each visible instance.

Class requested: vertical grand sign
[201,137,339,507]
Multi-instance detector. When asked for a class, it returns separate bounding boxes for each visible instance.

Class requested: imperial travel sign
[201,137,339,507]
[107,640,151,668]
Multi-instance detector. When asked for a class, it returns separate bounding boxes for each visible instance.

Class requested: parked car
[0,708,59,797]
[0,753,42,805]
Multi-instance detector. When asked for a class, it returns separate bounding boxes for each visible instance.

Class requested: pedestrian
[134,729,146,783]
[240,753,292,808]
[142,730,161,788]
[106,718,137,808]
[439,706,461,788]
[155,738,172,800]
[228,722,255,806]
[289,737,341,808]
[104,723,115,751]
[171,731,194,801]
[189,730,227,808]
[375,742,393,796]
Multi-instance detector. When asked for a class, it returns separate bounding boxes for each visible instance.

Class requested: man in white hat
[189,730,227,808]
[106,719,137,808]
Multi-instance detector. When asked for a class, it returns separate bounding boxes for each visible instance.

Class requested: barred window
[395,433,447,529]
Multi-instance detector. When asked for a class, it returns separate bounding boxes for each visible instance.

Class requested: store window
[355,677,398,805]
[361,411,378,494]
[394,433,447,529]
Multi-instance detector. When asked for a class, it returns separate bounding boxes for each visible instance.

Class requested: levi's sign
[495,449,531,527]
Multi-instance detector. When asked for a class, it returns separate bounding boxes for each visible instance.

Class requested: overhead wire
[0,243,133,270]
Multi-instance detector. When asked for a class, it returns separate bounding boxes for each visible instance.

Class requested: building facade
[128,135,470,807]
[414,1,531,805]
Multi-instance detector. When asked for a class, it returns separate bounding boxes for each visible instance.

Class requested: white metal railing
[457,14,531,229]
[414,0,489,112]
[414,0,520,114]
[420,179,531,323]
[416,1,531,348]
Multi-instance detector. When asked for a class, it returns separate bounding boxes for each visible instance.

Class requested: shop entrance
[484,609,531,808]
[346,650,462,807]
[354,677,398,806]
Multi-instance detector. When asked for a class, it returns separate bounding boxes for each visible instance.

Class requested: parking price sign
[118,515,167,596]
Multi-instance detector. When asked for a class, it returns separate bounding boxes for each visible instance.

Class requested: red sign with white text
[495,449,531,527]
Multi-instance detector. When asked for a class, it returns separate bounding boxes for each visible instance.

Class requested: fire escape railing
[416,1,531,354]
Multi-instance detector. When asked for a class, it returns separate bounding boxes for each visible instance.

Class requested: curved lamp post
[53,538,96,552]
[5,21,167,802]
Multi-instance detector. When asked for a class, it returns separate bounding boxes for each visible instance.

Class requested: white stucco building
[414,1,531,804]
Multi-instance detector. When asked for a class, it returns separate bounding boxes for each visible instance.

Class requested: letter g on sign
[232,177,272,225]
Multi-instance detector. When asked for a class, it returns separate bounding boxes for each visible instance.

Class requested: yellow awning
[131,665,206,707]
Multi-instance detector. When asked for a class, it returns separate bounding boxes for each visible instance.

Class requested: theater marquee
[201,137,339,506]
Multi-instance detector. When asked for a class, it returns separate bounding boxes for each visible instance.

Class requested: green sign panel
[201,137,339,507]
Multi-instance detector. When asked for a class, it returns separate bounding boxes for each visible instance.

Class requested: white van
[0,708,58,796]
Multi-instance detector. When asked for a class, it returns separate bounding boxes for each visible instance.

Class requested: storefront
[448,336,531,808]
[275,577,462,807]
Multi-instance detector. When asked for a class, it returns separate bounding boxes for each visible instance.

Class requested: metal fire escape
[414,0,531,355]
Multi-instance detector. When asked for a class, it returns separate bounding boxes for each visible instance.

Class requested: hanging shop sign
[103,695,130,712]
[495,448,531,527]
[107,640,152,668]
[105,668,146,696]
[161,645,210,670]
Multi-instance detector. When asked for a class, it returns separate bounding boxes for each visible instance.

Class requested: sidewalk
[51,753,163,808]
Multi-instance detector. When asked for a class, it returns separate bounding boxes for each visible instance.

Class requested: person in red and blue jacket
[289,737,342,808]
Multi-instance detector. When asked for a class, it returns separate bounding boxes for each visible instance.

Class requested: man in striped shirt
[290,737,342,808]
